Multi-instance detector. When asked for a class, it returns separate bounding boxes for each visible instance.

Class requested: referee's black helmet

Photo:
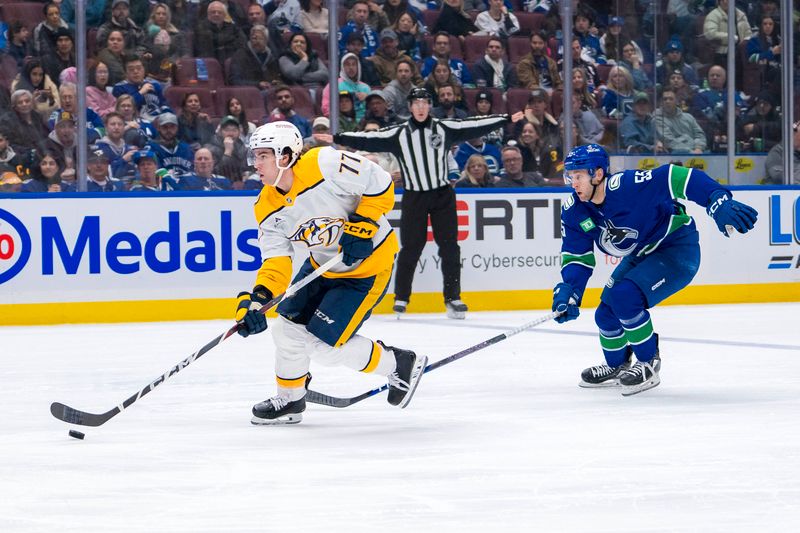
[407,87,432,102]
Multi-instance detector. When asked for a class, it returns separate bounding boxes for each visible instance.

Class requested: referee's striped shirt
[334,114,509,192]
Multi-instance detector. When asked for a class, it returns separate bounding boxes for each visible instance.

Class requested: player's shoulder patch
[607,172,624,191]
[562,193,576,210]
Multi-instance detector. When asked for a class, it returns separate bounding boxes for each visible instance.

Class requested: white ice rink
[2,303,799,532]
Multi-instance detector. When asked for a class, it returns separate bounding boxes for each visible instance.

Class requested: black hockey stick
[50,254,343,427]
[306,310,561,408]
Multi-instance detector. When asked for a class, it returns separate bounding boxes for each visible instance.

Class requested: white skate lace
[388,372,410,392]
[269,396,290,410]
[625,362,654,382]
[590,365,616,378]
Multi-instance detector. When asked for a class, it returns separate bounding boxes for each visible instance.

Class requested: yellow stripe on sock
[360,341,382,373]
[275,374,308,388]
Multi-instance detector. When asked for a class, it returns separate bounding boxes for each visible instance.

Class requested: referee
[331,88,519,319]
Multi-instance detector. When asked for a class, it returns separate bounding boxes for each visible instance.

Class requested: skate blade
[578,380,621,388]
[398,355,428,409]
[446,309,466,320]
[251,413,303,425]
[621,376,661,396]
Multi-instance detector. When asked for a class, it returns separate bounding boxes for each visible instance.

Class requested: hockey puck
[68,430,85,440]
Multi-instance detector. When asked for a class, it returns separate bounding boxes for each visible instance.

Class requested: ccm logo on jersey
[290,217,342,247]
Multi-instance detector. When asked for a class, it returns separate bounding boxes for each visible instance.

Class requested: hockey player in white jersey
[235,121,427,424]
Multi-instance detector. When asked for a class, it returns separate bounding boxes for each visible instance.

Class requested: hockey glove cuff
[339,214,378,266]
[552,282,581,324]
[706,190,758,237]
[235,285,272,337]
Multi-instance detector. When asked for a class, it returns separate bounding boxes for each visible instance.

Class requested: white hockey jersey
[251,146,399,296]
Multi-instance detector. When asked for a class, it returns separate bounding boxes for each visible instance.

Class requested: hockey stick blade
[50,254,342,427]
[306,311,560,408]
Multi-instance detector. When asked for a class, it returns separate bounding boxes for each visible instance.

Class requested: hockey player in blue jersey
[552,144,758,395]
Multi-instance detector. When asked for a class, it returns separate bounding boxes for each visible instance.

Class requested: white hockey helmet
[247,121,303,167]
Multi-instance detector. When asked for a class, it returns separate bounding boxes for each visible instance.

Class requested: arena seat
[462,35,492,63]
[0,2,45,30]
[514,13,544,36]
[175,57,225,90]
[462,87,506,114]
[507,35,530,63]
[215,86,266,125]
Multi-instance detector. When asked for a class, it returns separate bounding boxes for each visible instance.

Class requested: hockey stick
[50,253,343,427]
[306,310,561,408]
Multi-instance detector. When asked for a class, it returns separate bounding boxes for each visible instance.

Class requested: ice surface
[2,304,799,532]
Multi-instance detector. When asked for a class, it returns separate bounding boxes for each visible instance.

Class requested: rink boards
[0,187,798,325]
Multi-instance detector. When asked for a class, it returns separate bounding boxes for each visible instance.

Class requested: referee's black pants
[394,186,461,303]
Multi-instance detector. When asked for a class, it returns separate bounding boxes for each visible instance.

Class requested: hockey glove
[552,282,580,324]
[339,214,378,266]
[235,285,272,337]
[706,190,758,237]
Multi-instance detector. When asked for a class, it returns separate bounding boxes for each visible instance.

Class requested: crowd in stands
[0,0,798,193]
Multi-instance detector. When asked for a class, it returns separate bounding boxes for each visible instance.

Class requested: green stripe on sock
[624,318,655,345]
[669,165,691,200]
[600,332,628,351]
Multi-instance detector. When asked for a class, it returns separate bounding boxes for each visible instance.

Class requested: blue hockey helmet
[563,144,610,184]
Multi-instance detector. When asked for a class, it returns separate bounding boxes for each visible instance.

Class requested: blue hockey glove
[552,282,580,324]
[235,285,272,337]
[339,214,377,266]
[706,190,758,237]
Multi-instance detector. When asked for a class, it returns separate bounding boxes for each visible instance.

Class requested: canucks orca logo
[599,220,639,257]
[290,217,343,248]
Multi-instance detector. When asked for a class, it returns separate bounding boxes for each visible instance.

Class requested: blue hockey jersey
[560,164,726,297]
[146,141,194,177]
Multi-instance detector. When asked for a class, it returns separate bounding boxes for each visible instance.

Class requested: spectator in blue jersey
[176,147,233,191]
[421,32,474,87]
[573,11,605,65]
[96,112,138,181]
[129,150,163,192]
[48,83,104,143]
[206,115,249,182]
[85,147,125,192]
[454,135,502,175]
[655,39,698,89]
[620,92,663,154]
[691,65,746,151]
[553,143,757,395]
[338,1,379,58]
[147,112,194,178]
[265,85,312,139]
[112,55,172,122]
[114,94,157,148]
[602,65,635,119]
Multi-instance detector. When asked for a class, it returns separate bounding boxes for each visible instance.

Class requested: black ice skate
[619,355,662,396]
[393,300,408,318]
[379,341,427,408]
[445,299,468,320]
[579,348,634,388]
[251,374,311,425]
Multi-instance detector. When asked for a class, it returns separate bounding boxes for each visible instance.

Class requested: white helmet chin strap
[271,151,295,190]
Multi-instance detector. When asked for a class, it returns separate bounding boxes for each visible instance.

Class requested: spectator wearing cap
[338,1,380,58]
[96,0,146,53]
[656,38,698,88]
[472,37,517,91]
[176,147,233,191]
[360,90,400,129]
[86,147,125,192]
[382,59,418,122]
[432,85,469,120]
[653,87,706,153]
[147,112,194,177]
[48,83,105,143]
[473,91,504,146]
[764,121,800,185]
[369,29,423,86]
[495,145,545,187]
[517,32,563,92]
[194,1,246,65]
[279,31,329,87]
[266,85,312,138]
[41,111,77,172]
[703,0,752,67]
[665,69,695,113]
[41,28,75,85]
[336,91,359,133]
[475,0,520,38]
[112,55,172,122]
[206,115,249,181]
[600,16,644,66]
[738,91,781,152]
[517,88,559,147]
[322,53,374,122]
[0,90,49,155]
[32,2,70,57]
[228,24,282,91]
[343,31,381,86]
[620,91,663,154]
[304,116,334,151]
[421,31,474,87]
[130,150,163,192]
[573,11,605,65]
[432,0,477,39]
[96,111,138,180]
